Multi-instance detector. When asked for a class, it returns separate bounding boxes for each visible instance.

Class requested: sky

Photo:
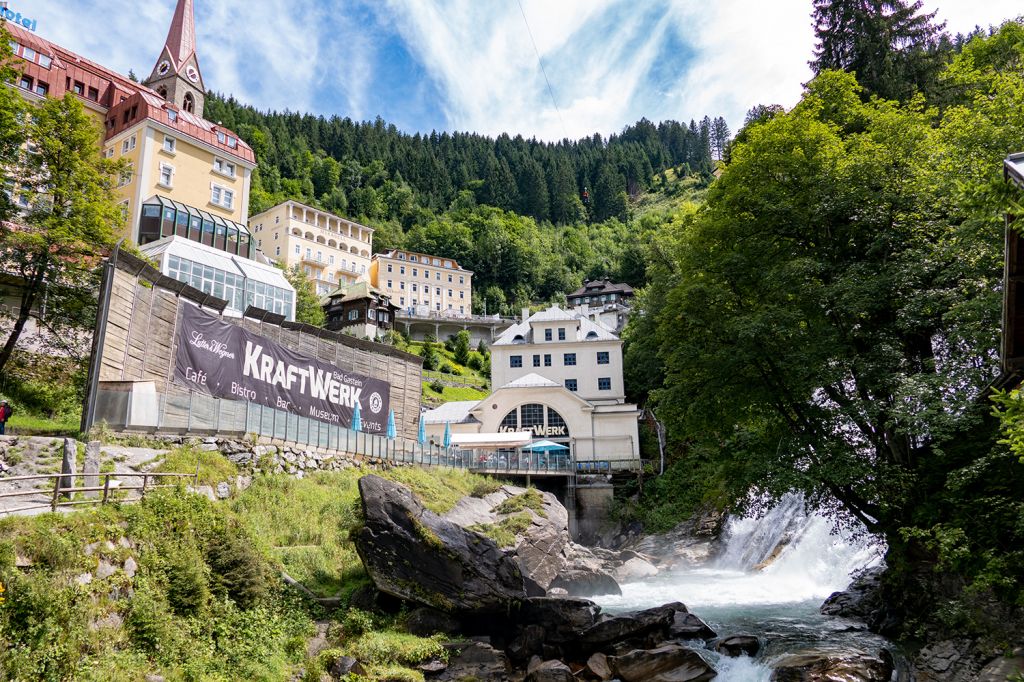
[16,0,1024,141]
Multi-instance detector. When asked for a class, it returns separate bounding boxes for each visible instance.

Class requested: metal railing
[0,471,196,515]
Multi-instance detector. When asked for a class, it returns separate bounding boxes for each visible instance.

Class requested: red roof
[161,0,198,72]
[4,20,254,165]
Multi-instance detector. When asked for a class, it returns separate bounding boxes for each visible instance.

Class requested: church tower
[145,0,205,117]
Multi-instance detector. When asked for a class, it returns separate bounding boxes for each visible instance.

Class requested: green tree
[452,330,471,367]
[0,28,26,223]
[0,94,125,375]
[809,0,947,100]
[282,265,325,327]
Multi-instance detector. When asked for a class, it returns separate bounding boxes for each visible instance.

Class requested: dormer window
[167,109,178,122]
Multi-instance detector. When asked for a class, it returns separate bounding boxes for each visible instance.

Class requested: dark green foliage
[283,264,326,327]
[206,523,273,609]
[421,344,440,371]
[429,379,445,394]
[165,546,210,617]
[452,330,471,367]
[810,0,948,100]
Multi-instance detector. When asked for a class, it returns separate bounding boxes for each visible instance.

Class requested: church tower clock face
[157,60,171,76]
[186,66,200,83]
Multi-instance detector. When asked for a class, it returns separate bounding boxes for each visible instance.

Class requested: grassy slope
[402,341,491,407]
[0,461,501,682]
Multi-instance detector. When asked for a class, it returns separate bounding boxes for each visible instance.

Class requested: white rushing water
[594,494,891,682]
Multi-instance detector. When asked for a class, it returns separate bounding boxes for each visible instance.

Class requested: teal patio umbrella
[523,439,568,452]
[442,421,451,448]
[386,410,396,439]
[351,401,362,432]
[417,415,426,444]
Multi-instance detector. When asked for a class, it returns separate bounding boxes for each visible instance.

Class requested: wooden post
[102,475,111,504]
[141,474,149,498]
[51,476,61,512]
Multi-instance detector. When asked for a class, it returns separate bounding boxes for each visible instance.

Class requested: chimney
[521,307,530,323]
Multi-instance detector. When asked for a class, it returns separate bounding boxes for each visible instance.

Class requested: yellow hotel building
[4,0,295,319]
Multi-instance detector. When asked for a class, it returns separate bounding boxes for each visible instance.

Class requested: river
[593,494,900,681]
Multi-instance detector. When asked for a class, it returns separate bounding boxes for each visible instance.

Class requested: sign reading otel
[1,6,37,32]
[173,305,391,433]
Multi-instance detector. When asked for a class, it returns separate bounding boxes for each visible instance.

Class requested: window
[117,162,134,188]
[598,377,612,391]
[34,81,48,96]
[39,54,52,69]
[18,75,32,91]
[460,291,465,299]
[544,329,552,341]
[448,274,453,283]
[412,283,418,293]
[410,255,418,262]
[424,269,430,279]
[22,46,37,61]
[367,309,377,321]
[565,379,578,392]
[433,258,440,266]
[459,276,465,284]
[436,272,441,280]
[121,135,136,154]
[564,353,576,366]
[275,246,280,256]
[448,289,453,297]
[412,268,418,277]
[597,351,610,365]
[183,93,194,113]
[558,328,566,341]
[213,158,236,177]
[400,297,405,306]
[294,244,300,255]
[210,184,234,209]
[387,280,393,288]
[435,287,441,296]
[158,163,174,188]
[544,354,551,367]
[400,266,406,275]
[348,310,360,320]
[533,355,540,367]
[400,282,405,290]
[444,260,452,268]
[329,255,335,265]
[72,80,84,95]
[167,109,178,122]
[510,355,523,368]
[306,247,312,259]
[163,136,176,153]
[387,263,393,273]
[379,312,389,323]
[87,86,99,101]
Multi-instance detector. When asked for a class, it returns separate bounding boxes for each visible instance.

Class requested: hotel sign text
[1,6,37,32]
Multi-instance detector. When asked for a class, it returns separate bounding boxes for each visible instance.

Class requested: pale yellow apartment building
[248,200,375,296]
[369,249,473,318]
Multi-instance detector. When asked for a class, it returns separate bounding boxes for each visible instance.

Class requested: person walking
[0,400,11,435]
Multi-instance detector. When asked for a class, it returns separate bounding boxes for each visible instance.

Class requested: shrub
[467,354,483,371]
[165,547,210,617]
[492,488,546,516]
[452,331,471,366]
[342,608,375,638]
[429,379,445,394]
[469,479,501,498]
[206,523,273,609]
[346,631,447,666]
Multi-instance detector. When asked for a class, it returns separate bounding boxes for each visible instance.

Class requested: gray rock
[507,623,546,661]
[123,557,138,579]
[580,602,686,649]
[525,659,574,682]
[405,607,462,637]
[60,438,77,498]
[327,655,365,678]
[820,567,884,621]
[613,556,659,583]
[772,648,893,682]
[669,611,717,640]
[976,654,1024,682]
[611,644,717,682]
[418,659,447,673]
[353,475,527,613]
[513,597,601,644]
[75,572,93,586]
[716,634,760,657]
[215,481,231,499]
[190,485,216,501]
[83,441,101,499]
[95,560,117,580]
[587,651,614,680]
[435,642,509,681]
[90,612,124,630]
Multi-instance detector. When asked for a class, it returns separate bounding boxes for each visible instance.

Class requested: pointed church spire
[145,0,205,117]
[161,0,196,70]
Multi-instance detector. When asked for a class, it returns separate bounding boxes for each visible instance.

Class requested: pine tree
[710,117,731,161]
[809,0,946,100]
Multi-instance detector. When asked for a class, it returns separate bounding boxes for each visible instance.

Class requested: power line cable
[516,0,569,140]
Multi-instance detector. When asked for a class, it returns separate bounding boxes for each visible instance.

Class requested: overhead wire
[516,0,569,140]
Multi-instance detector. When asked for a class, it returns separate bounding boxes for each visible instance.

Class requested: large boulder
[715,634,760,657]
[771,648,894,682]
[353,475,527,613]
[444,485,621,597]
[511,596,602,644]
[819,567,885,621]
[610,644,717,682]
[434,642,510,681]
[579,602,686,649]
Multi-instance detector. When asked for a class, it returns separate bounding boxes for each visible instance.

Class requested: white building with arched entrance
[422,306,640,470]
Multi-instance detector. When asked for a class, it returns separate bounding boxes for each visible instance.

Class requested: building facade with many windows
[422,306,640,469]
[369,250,473,318]
[3,0,295,320]
[248,200,374,295]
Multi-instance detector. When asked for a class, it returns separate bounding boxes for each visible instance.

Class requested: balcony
[300,254,328,268]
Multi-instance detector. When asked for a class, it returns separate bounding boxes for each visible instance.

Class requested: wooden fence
[0,471,197,516]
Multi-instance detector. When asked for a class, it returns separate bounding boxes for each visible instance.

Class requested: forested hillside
[204,95,724,225]
[203,97,718,313]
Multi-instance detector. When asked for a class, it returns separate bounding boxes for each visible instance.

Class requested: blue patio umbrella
[417,415,426,445]
[351,401,362,432]
[523,439,569,452]
[443,421,451,448]
[386,409,396,439]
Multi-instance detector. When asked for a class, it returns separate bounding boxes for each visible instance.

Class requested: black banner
[173,304,390,433]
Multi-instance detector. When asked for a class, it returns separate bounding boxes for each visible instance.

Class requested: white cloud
[17,0,1024,141]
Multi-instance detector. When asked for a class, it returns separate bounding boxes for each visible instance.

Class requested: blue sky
[18,0,1024,141]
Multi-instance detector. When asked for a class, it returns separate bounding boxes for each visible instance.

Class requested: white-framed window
[167,109,178,122]
[387,280,393,289]
[348,309,360,321]
[459,276,465,284]
[329,255,335,265]
[158,163,174,188]
[121,135,136,154]
[162,136,176,154]
[213,157,236,177]
[210,184,234,209]
[400,266,406,275]
[118,200,129,222]
[117,162,134,187]
[387,263,393,273]
[294,244,300,255]
[276,246,281,256]
[368,309,377,321]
